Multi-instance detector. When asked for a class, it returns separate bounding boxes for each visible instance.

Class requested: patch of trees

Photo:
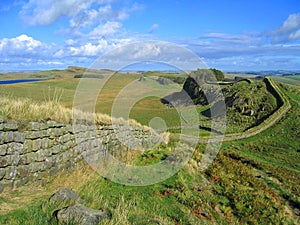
[74,74,104,79]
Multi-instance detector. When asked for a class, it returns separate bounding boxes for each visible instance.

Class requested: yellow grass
[0,96,169,142]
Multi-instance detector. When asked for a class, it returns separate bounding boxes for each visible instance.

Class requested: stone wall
[0,118,160,193]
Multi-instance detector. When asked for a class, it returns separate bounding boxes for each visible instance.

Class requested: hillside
[162,71,279,131]
[0,69,299,224]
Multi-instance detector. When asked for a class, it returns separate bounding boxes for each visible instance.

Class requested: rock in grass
[0,183,4,193]
[56,204,110,225]
[49,188,79,203]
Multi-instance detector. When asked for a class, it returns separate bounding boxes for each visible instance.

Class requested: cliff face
[162,75,278,130]
[0,119,160,193]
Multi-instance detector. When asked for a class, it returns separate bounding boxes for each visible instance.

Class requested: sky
[0,0,300,71]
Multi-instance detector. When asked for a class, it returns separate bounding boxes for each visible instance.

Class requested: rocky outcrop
[56,204,109,225]
[49,188,80,204]
[48,188,110,225]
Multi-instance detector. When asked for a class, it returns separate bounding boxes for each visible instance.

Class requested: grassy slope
[0,81,299,224]
[0,70,299,224]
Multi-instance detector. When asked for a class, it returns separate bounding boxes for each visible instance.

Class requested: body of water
[0,79,48,85]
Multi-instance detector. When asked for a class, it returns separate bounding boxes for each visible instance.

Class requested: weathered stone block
[7,143,23,155]
[22,139,32,154]
[5,166,17,180]
[59,133,71,144]
[0,183,4,193]
[40,138,49,149]
[3,122,18,131]
[36,150,47,162]
[32,139,42,151]
[15,177,29,187]
[45,156,53,169]
[0,155,9,167]
[49,188,79,204]
[0,144,8,156]
[47,139,55,148]
[30,162,46,173]
[17,165,30,178]
[9,154,20,166]
[56,204,110,225]
[19,152,37,165]
[0,132,14,144]
[46,121,63,128]
[28,122,48,131]
[13,132,25,143]
[24,131,41,139]
[51,145,61,155]
[0,168,6,180]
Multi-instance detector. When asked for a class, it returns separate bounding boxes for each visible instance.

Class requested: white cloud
[20,0,103,25]
[0,34,43,55]
[88,21,121,37]
[69,39,109,56]
[65,39,76,45]
[289,29,300,41]
[20,0,142,39]
[272,14,300,35]
[69,8,99,29]
[269,13,300,43]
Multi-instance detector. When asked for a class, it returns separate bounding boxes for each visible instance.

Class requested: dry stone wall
[0,118,159,193]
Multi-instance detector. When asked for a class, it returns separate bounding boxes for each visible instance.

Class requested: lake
[0,79,49,85]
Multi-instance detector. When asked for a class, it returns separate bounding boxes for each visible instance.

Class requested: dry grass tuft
[0,97,148,129]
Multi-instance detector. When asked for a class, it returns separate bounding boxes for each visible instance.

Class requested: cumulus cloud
[20,0,102,25]
[0,34,44,55]
[0,34,69,70]
[69,40,109,56]
[62,38,132,57]
[269,13,300,43]
[20,0,142,39]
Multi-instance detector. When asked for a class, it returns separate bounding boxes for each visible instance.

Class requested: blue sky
[0,0,300,71]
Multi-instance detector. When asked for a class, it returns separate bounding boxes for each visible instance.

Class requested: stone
[13,132,25,143]
[22,139,32,154]
[49,188,79,204]
[55,204,110,225]
[0,132,14,144]
[0,183,4,193]
[0,144,8,156]
[28,122,47,131]
[19,152,36,165]
[17,165,30,178]
[3,122,18,131]
[7,142,23,155]
[36,150,47,162]
[15,177,29,187]
[0,168,6,180]
[5,166,17,180]
[32,139,42,151]
[0,156,9,167]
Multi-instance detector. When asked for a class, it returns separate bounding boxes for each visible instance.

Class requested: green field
[0,69,299,224]
[0,69,291,136]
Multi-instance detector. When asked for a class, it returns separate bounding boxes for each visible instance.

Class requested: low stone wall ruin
[0,118,159,193]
